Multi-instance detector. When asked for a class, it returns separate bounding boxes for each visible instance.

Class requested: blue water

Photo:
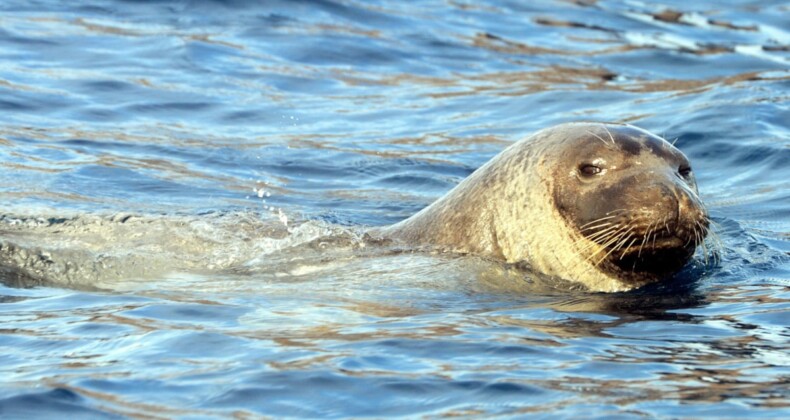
[1,0,788,418]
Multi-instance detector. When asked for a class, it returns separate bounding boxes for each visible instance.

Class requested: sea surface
[0,0,788,418]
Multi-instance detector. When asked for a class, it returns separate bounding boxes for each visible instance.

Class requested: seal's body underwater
[377,122,710,292]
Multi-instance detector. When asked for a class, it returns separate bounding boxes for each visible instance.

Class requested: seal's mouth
[603,234,697,278]
[620,235,686,252]
[617,245,694,273]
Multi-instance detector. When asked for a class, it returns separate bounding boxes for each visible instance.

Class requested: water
[1,0,788,417]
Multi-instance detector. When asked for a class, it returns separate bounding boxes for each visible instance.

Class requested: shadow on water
[549,270,709,320]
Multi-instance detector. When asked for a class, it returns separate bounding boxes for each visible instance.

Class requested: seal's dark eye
[679,165,692,178]
[580,164,602,177]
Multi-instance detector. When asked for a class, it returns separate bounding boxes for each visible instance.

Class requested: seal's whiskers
[637,220,657,259]
[619,237,639,261]
[594,231,634,266]
[587,130,610,147]
[592,226,635,266]
[601,124,616,145]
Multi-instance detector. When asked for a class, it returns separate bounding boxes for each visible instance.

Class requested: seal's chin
[603,236,696,280]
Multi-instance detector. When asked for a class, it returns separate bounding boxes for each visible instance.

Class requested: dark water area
[0,0,788,418]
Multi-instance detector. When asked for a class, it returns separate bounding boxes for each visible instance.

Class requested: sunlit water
[1,0,788,418]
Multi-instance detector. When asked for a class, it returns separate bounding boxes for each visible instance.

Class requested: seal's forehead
[582,125,682,161]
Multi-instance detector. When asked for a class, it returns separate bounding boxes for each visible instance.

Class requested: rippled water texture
[1,0,788,418]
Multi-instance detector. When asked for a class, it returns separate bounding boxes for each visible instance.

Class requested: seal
[376,122,710,292]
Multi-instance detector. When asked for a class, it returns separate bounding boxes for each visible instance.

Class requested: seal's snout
[593,175,710,281]
[642,178,708,237]
[676,184,708,229]
[563,158,710,284]
[621,174,706,238]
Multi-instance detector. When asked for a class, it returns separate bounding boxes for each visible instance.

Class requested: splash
[0,212,364,289]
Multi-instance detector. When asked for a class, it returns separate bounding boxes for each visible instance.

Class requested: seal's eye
[579,164,602,177]
[679,165,692,178]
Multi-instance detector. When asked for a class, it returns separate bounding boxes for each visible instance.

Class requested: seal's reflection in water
[466,255,709,322]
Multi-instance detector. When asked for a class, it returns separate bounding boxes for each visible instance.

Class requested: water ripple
[0,0,788,418]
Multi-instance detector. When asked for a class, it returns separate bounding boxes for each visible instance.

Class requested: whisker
[704,223,724,265]
[638,220,655,258]
[595,232,633,266]
[594,227,635,266]
[605,208,628,216]
[581,222,614,233]
[619,237,639,260]
[574,224,620,244]
[584,225,622,242]
[703,222,719,266]
[587,130,610,147]
[578,214,620,229]
[601,124,616,145]
[581,228,628,263]
[569,224,629,275]
[654,215,669,248]
[706,219,725,253]
[684,228,695,247]
[711,233,723,265]
[576,225,628,254]
[694,222,708,267]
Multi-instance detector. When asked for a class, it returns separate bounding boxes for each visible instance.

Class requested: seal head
[379,122,710,292]
[550,124,708,287]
